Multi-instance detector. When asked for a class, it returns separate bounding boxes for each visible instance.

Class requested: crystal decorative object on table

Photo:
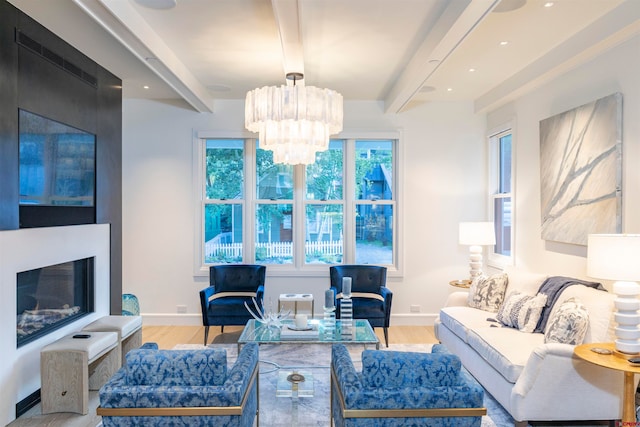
[323,289,336,340]
[244,297,290,336]
[340,277,353,337]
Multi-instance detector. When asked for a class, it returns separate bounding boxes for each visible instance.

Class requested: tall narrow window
[305,141,344,264]
[354,140,395,265]
[256,142,294,264]
[489,130,513,264]
[203,139,244,264]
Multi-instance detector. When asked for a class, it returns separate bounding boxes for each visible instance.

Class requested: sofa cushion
[361,349,461,388]
[545,297,589,345]
[439,306,499,343]
[125,348,228,386]
[544,285,615,343]
[467,326,545,383]
[496,291,547,333]
[467,272,509,312]
[503,266,548,295]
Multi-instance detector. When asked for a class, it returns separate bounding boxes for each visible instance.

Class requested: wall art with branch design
[539,93,622,246]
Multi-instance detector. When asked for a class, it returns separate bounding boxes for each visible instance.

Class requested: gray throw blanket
[534,276,605,333]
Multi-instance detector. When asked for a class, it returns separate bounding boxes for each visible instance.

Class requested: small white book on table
[280,325,319,340]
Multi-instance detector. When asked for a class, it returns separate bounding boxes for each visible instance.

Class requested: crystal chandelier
[245,72,343,165]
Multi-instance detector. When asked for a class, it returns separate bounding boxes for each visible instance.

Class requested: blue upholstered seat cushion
[208,296,256,317]
[361,349,461,388]
[125,348,228,386]
[349,298,385,317]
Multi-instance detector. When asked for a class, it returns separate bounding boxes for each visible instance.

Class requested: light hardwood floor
[142,324,438,348]
[10,325,436,427]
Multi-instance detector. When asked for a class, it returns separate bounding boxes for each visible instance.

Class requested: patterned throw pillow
[544,297,589,345]
[496,291,548,332]
[467,272,509,312]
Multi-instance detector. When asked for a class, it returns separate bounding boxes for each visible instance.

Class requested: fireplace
[16,257,94,348]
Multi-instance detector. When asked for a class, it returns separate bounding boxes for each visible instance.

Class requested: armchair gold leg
[204,326,209,346]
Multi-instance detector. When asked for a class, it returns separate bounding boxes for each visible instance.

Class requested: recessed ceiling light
[493,0,526,13]
[447,88,453,92]
[135,0,177,10]
[544,2,554,7]
[208,84,232,93]
[469,68,476,72]
[143,85,150,89]
[499,41,509,46]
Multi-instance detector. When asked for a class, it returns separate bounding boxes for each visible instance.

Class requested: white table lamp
[459,222,496,281]
[587,234,640,354]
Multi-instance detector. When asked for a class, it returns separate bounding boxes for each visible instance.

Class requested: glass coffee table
[237,318,380,352]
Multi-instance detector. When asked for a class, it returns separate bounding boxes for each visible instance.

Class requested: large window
[197,136,399,274]
[488,129,513,265]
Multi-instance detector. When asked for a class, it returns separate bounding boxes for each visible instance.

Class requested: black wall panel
[0,1,19,230]
[96,67,123,315]
[0,0,122,310]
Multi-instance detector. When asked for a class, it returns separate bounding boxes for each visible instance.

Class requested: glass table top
[238,319,379,349]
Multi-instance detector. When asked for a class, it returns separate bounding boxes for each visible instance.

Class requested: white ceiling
[8,0,639,114]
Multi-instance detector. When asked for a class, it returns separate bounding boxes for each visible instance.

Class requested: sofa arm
[224,343,259,395]
[331,344,364,406]
[513,343,575,398]
[444,291,470,307]
[510,342,625,421]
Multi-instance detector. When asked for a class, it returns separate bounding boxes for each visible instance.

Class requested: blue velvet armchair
[98,342,259,427]
[330,265,392,346]
[199,264,266,345]
[331,344,486,427]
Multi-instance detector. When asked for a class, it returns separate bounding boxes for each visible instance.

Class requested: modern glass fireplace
[16,257,94,347]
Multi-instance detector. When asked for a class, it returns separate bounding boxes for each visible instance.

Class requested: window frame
[193,130,403,277]
[487,124,514,268]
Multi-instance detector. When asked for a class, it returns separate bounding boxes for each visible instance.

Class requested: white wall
[487,34,640,281]
[122,98,487,326]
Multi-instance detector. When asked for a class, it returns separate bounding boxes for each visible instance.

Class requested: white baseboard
[140,313,438,326]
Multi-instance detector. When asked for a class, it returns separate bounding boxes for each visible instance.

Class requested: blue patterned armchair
[331,344,486,427]
[200,264,266,344]
[97,343,259,427]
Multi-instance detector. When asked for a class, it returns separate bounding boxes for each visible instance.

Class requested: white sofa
[434,268,628,425]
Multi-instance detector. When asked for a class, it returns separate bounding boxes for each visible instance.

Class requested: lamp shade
[459,222,496,246]
[587,234,640,281]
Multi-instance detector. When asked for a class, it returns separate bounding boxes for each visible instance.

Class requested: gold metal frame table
[574,342,639,424]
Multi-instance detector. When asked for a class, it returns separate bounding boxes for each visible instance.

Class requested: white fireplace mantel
[0,224,110,425]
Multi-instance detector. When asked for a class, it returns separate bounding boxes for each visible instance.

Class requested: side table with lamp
[575,233,640,424]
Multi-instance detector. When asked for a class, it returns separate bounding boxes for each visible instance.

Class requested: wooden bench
[82,315,143,365]
[40,331,118,415]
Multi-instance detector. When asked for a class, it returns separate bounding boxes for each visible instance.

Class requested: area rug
[174,343,508,426]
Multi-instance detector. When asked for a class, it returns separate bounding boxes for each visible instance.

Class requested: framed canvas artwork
[539,93,622,246]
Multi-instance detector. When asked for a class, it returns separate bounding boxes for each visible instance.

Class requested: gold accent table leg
[623,371,635,424]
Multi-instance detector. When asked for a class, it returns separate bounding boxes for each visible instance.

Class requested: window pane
[305,204,343,264]
[355,140,393,200]
[205,139,243,200]
[204,204,243,263]
[355,204,393,264]
[499,134,512,194]
[256,204,293,264]
[494,197,511,256]
[306,140,343,200]
[257,142,293,199]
